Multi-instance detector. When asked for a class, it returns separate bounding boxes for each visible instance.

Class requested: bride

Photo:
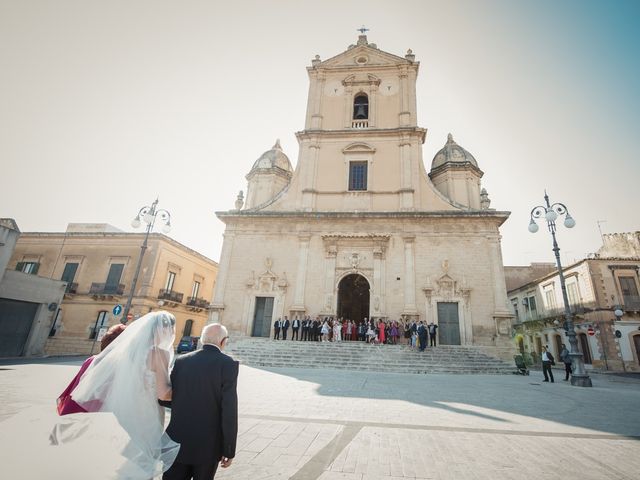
[28,310,181,479]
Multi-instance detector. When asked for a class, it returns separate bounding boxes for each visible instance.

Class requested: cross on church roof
[357,25,369,35]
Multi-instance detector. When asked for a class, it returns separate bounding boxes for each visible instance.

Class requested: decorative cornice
[322,233,390,242]
[296,127,426,143]
[217,210,510,222]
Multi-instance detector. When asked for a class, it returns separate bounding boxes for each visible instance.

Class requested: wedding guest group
[271,316,439,348]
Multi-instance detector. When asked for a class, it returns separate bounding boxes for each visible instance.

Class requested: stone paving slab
[0,359,639,479]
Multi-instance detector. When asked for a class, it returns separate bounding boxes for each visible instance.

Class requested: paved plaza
[1,357,639,479]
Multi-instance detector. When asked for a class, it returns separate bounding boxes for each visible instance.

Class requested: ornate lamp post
[122,199,171,323]
[528,191,592,387]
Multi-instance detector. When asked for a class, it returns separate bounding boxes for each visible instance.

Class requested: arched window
[183,319,194,338]
[353,94,368,119]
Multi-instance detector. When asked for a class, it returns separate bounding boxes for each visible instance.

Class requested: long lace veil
[71,311,180,477]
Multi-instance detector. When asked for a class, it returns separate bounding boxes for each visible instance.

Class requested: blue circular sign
[113,304,123,316]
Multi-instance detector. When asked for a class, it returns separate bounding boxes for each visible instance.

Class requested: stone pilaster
[291,234,311,311]
[208,232,235,323]
[402,235,418,315]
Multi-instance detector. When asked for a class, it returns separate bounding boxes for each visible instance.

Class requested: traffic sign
[113,304,123,316]
[127,313,133,321]
[587,326,595,336]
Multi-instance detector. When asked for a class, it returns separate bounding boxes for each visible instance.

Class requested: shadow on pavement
[249,365,640,439]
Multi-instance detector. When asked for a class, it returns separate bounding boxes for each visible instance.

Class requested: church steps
[225,338,515,375]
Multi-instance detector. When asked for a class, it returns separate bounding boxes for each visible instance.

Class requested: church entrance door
[252,297,274,337]
[337,274,370,323]
[437,302,460,345]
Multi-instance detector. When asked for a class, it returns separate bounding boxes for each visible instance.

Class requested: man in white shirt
[541,346,555,383]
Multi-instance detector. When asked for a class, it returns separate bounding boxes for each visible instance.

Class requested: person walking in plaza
[291,317,300,341]
[273,318,281,340]
[282,316,290,340]
[428,321,438,347]
[541,345,555,383]
[164,323,238,479]
[58,311,180,478]
[560,343,572,381]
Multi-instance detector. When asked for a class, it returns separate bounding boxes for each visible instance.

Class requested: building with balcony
[0,219,66,357]
[8,223,218,355]
[506,232,640,372]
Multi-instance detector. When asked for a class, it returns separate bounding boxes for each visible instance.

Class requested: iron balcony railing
[187,297,209,308]
[90,282,125,295]
[158,289,184,303]
[65,282,78,294]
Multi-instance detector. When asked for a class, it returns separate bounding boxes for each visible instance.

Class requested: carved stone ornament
[422,260,471,305]
[350,253,361,270]
[325,294,332,311]
[247,257,283,293]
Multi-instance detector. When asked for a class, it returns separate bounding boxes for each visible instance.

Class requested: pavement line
[239,414,640,441]
[289,424,362,480]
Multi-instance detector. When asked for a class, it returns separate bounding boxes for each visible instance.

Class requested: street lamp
[122,199,171,324]
[528,191,592,387]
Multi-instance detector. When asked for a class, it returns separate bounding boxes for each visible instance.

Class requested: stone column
[372,245,386,317]
[302,143,319,211]
[402,235,418,315]
[322,244,338,314]
[344,86,353,128]
[399,138,414,210]
[399,66,410,126]
[209,231,236,324]
[369,82,378,128]
[291,234,311,311]
[487,234,511,315]
[311,72,325,129]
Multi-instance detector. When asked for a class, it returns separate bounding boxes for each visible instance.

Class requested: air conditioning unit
[522,298,529,306]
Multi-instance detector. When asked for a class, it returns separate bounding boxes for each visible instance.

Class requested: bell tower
[286,34,444,213]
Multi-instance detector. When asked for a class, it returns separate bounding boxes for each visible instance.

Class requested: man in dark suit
[282,316,290,340]
[273,318,281,340]
[164,323,239,480]
[291,316,300,340]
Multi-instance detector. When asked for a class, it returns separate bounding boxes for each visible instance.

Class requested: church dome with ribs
[250,139,293,173]
[431,133,478,170]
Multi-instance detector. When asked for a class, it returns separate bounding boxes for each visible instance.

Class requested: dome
[431,133,478,170]
[250,139,293,173]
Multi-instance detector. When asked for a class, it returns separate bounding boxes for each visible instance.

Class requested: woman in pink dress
[378,319,386,344]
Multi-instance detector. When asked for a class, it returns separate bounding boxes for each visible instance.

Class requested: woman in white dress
[46,311,179,479]
[321,320,330,342]
[333,320,342,342]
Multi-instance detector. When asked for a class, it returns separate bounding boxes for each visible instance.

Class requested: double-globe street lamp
[528,191,592,387]
[121,199,171,324]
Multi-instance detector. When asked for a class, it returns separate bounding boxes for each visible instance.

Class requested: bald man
[164,323,239,479]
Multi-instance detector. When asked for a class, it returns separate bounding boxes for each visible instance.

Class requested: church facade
[210,35,513,353]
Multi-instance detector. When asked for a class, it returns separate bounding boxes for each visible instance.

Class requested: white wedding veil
[71,311,180,478]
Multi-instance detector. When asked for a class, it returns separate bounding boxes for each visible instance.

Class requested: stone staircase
[226,338,516,375]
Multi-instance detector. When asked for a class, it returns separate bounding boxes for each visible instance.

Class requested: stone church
[210,35,513,352]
